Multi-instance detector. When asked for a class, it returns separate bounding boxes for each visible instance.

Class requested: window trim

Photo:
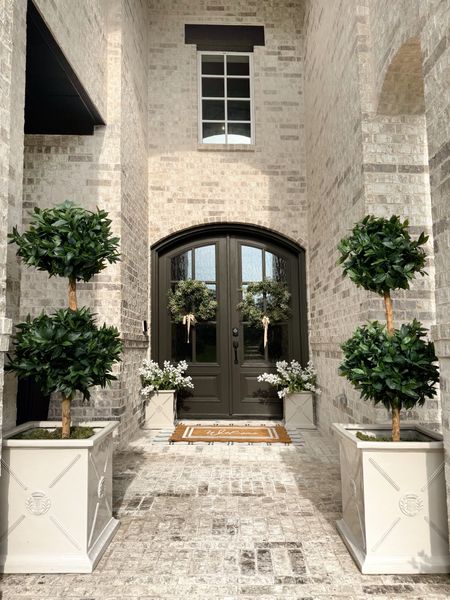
[197,50,254,145]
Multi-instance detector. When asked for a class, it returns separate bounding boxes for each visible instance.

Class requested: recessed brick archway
[377,37,425,116]
[151,223,309,419]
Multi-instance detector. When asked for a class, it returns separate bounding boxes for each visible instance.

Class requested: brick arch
[151,218,308,254]
[377,36,425,115]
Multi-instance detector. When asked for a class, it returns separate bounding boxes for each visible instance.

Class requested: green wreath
[168,279,217,342]
[238,280,291,326]
[237,280,291,348]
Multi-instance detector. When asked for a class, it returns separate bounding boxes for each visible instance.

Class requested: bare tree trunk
[391,406,400,442]
[384,292,400,441]
[63,278,77,438]
[61,397,71,439]
[68,277,77,310]
[383,291,394,335]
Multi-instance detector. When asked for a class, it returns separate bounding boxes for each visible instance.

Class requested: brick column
[420,0,450,534]
[0,0,26,460]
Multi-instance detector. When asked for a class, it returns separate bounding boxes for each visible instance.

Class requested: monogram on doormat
[170,424,291,444]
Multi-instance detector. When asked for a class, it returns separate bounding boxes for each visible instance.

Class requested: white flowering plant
[257,360,319,399]
[139,359,194,398]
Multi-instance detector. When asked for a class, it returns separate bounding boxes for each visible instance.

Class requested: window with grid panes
[199,52,253,145]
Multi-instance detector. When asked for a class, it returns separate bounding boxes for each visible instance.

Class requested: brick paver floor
[1,428,450,599]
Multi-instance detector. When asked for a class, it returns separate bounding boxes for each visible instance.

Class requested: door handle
[232,340,239,364]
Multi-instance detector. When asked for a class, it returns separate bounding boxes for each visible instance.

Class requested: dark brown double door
[154,229,307,419]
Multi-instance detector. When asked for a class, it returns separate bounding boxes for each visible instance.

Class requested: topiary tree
[7,202,122,438]
[337,215,439,441]
[10,201,120,310]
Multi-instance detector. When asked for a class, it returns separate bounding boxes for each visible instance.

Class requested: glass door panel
[239,244,288,365]
[170,243,217,365]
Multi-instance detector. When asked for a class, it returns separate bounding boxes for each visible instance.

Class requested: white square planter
[283,392,315,429]
[333,423,450,574]
[142,390,176,429]
[0,421,119,573]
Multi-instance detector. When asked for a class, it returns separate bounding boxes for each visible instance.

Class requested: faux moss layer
[13,426,95,440]
[356,431,392,442]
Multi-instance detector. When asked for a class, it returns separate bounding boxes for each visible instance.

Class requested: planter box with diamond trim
[283,392,315,429]
[0,421,119,573]
[142,390,176,429]
[333,423,450,574]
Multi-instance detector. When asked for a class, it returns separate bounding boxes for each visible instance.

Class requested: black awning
[25,0,105,135]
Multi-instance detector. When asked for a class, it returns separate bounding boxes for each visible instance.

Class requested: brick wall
[0,1,15,445]
[147,0,307,250]
[0,0,26,436]
[0,0,113,437]
[420,0,450,529]
[368,0,421,105]
[303,0,445,434]
[355,0,449,500]
[359,2,439,428]
[0,0,17,451]
[118,0,149,442]
[303,0,369,432]
[18,0,149,446]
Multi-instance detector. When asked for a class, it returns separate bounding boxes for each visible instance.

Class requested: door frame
[151,223,309,407]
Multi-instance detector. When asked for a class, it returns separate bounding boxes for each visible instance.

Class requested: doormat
[169,424,291,444]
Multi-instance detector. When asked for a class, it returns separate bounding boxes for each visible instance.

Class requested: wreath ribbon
[262,315,270,348]
[182,313,196,343]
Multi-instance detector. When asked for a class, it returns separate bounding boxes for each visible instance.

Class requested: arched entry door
[152,226,308,419]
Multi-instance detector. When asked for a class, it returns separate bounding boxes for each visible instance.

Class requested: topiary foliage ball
[339,319,439,412]
[9,201,120,282]
[337,215,428,295]
[6,307,123,401]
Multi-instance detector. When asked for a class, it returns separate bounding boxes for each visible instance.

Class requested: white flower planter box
[333,423,450,574]
[142,390,176,429]
[283,392,315,429]
[0,421,119,573]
